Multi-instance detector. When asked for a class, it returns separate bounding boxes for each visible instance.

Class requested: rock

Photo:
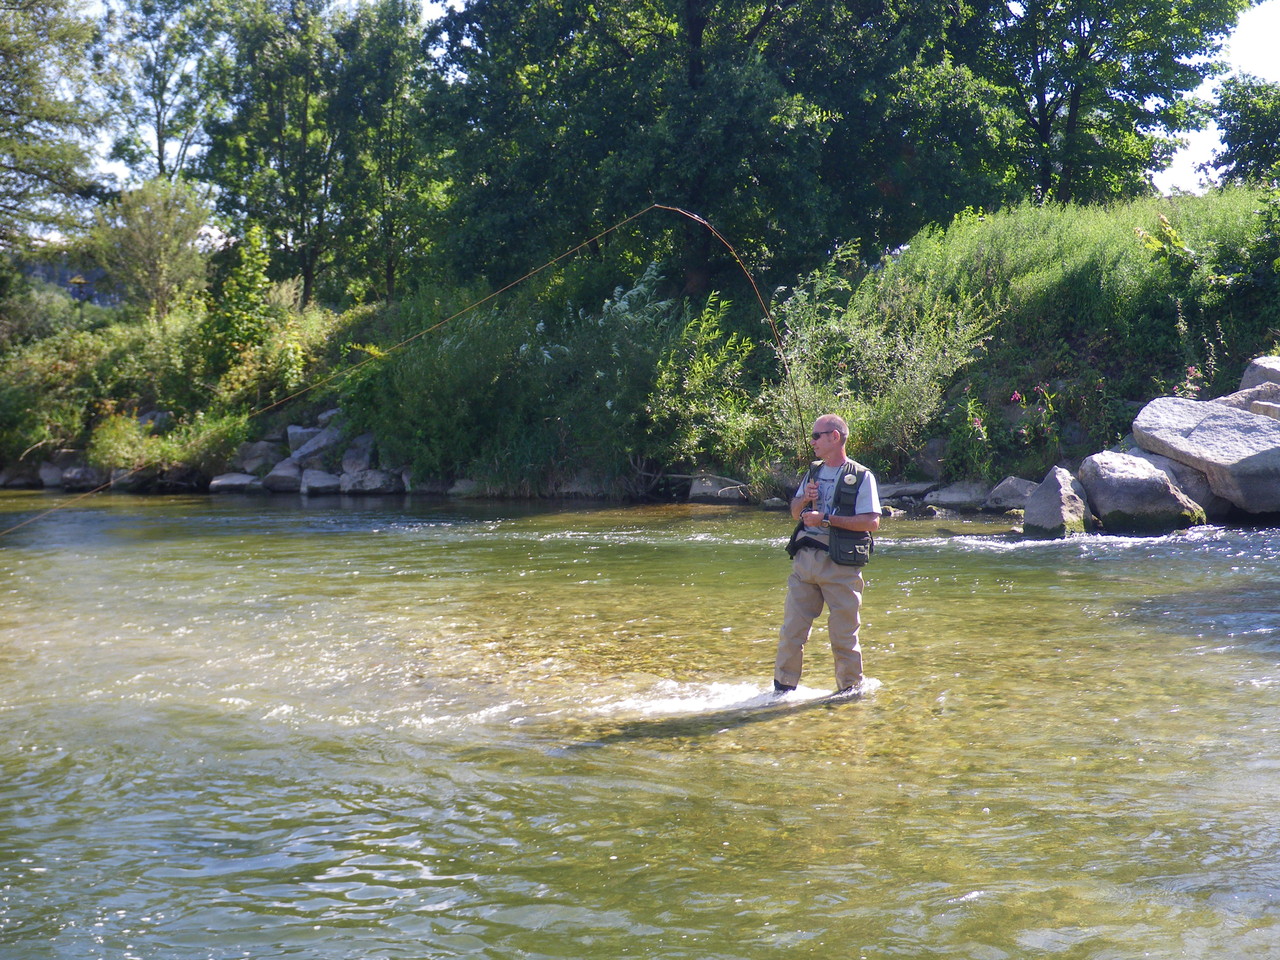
[761,497,788,510]
[555,472,612,498]
[1024,466,1094,538]
[209,473,262,493]
[1252,400,1280,421]
[1128,449,1231,521]
[286,425,321,452]
[924,481,992,510]
[317,407,343,426]
[879,481,939,501]
[982,477,1038,511]
[448,477,482,497]
[232,440,287,474]
[1077,451,1205,534]
[341,468,404,495]
[61,466,107,492]
[291,423,343,462]
[0,464,40,488]
[301,469,341,495]
[1239,356,1280,391]
[341,433,376,474]
[1211,381,1280,411]
[688,473,749,502]
[39,462,64,487]
[262,458,302,492]
[912,437,947,480]
[880,504,906,519]
[1132,396,1280,513]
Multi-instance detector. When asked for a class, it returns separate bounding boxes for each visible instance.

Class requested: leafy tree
[965,0,1249,203]
[430,0,968,293]
[85,177,211,317]
[98,0,229,181]
[201,0,341,305]
[1206,73,1280,186]
[330,0,440,302]
[0,0,99,247]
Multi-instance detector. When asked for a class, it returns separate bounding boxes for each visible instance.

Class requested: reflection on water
[3,491,1280,958]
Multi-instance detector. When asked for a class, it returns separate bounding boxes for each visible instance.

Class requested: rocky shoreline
[6,357,1280,539]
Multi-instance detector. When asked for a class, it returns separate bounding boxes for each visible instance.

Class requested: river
[2,491,1279,959]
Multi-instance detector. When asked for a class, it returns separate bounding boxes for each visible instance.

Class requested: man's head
[809,414,848,460]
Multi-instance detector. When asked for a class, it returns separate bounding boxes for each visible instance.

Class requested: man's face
[810,420,841,458]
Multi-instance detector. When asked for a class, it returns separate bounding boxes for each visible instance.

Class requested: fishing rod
[0,203,807,540]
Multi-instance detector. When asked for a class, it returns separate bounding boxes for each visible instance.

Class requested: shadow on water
[559,690,868,750]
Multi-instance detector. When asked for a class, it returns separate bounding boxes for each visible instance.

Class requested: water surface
[2,492,1278,959]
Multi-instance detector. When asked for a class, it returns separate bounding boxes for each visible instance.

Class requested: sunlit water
[2,491,1279,959]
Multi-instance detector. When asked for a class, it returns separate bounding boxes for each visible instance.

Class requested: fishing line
[0,203,803,540]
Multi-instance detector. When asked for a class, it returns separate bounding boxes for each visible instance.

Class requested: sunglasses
[811,430,836,439]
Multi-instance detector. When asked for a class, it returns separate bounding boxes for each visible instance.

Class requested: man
[774,414,881,695]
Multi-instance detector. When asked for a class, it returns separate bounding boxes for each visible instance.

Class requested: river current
[2,491,1279,959]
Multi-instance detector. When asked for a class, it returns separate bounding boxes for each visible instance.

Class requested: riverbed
[2,492,1279,958]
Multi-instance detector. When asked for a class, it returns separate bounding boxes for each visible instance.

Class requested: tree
[965,0,1250,203]
[201,0,340,305]
[0,0,99,247]
[1206,73,1280,185]
[98,0,229,181]
[85,177,211,317]
[430,0,963,293]
[330,0,440,302]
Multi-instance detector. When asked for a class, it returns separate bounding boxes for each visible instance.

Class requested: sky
[1154,0,1280,193]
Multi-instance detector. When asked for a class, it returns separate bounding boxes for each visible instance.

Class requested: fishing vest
[785,459,875,566]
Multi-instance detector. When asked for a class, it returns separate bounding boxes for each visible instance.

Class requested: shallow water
[2,492,1279,959]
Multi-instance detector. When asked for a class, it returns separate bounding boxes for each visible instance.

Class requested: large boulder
[1211,380,1280,412]
[1132,397,1280,513]
[1078,451,1205,534]
[341,433,376,474]
[262,458,303,492]
[341,468,404,495]
[1239,356,1280,391]
[982,477,1038,512]
[689,473,748,502]
[209,472,262,493]
[291,423,343,463]
[301,469,342,495]
[61,466,106,492]
[1127,449,1231,521]
[232,440,287,474]
[1023,466,1094,538]
[924,481,992,510]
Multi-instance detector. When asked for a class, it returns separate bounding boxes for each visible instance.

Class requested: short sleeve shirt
[796,462,882,534]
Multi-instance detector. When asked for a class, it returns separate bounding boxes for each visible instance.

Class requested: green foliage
[85,177,211,318]
[0,0,99,248]
[768,244,997,475]
[199,223,273,380]
[1208,74,1280,186]
[87,409,248,475]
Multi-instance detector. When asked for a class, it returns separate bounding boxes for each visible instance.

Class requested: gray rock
[301,469,342,495]
[1078,451,1205,534]
[555,472,612,498]
[317,407,343,426]
[1251,400,1280,421]
[0,465,41,488]
[232,440,287,474]
[342,468,404,495]
[981,477,1038,511]
[1240,356,1280,391]
[262,458,302,492]
[1127,449,1231,521]
[924,481,992,510]
[39,462,64,488]
[1132,396,1280,513]
[1211,381,1280,411]
[341,433,376,475]
[448,477,481,497]
[286,425,321,452]
[879,481,939,500]
[1024,466,1093,538]
[209,472,262,493]
[291,423,343,461]
[61,466,107,492]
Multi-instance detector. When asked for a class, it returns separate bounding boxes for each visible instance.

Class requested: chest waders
[785,459,875,566]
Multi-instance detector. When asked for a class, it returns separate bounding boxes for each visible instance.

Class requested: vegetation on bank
[2,185,1278,497]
